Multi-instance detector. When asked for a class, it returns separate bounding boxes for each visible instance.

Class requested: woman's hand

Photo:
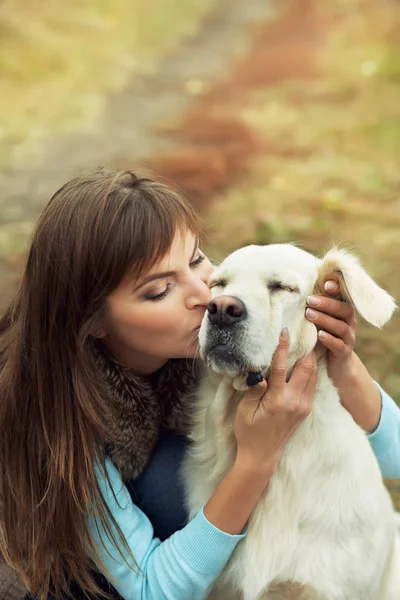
[305,280,356,388]
[305,280,382,432]
[234,327,317,475]
[204,334,316,536]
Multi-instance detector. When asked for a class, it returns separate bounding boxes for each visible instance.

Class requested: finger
[305,310,355,345]
[302,351,318,412]
[268,327,289,393]
[240,379,268,408]
[294,350,317,415]
[317,330,347,357]
[238,380,268,422]
[324,280,340,296]
[288,350,318,394]
[306,295,354,324]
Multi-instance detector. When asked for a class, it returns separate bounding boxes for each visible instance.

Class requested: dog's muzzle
[202,295,248,374]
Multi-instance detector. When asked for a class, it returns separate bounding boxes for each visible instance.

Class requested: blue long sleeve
[368,383,400,478]
[89,458,245,600]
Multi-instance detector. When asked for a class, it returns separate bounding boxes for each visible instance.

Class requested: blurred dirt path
[0,0,276,308]
[0,0,274,310]
[0,0,275,223]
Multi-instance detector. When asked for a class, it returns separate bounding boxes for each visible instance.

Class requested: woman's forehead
[151,230,198,270]
[116,229,198,292]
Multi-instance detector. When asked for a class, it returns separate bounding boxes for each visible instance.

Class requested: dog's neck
[284,340,328,381]
[209,345,338,436]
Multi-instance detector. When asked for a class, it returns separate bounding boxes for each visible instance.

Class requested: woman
[0,168,398,600]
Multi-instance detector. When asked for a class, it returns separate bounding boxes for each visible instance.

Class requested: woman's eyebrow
[134,270,175,292]
[133,238,199,292]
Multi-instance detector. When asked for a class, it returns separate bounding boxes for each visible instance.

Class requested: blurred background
[0,0,399,503]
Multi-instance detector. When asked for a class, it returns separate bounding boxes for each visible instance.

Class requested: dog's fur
[183,244,400,600]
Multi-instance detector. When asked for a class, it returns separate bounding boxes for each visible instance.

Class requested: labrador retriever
[183,244,400,600]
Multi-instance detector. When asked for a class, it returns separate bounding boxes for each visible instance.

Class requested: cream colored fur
[183,244,399,600]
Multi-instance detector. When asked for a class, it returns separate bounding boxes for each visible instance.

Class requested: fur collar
[90,340,203,481]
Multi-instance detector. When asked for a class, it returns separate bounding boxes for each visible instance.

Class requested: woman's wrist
[337,352,382,433]
[203,455,275,535]
[234,449,278,480]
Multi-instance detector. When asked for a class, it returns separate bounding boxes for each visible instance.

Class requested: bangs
[102,178,202,291]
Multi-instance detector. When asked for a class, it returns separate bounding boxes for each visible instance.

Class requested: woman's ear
[93,330,106,339]
[87,310,108,340]
[314,248,396,328]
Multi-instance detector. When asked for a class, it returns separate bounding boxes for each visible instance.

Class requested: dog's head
[199,244,395,383]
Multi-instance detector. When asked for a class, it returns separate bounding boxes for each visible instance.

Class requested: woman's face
[101,230,214,373]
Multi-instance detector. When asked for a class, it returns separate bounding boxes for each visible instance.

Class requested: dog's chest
[189,373,393,598]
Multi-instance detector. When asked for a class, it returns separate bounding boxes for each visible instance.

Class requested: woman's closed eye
[144,283,173,302]
[144,254,205,301]
[190,253,205,268]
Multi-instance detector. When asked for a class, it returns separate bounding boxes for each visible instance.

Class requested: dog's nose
[207,296,247,327]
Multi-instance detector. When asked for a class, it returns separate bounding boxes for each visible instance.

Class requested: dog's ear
[314,248,396,328]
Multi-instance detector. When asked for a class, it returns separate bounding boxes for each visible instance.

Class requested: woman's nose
[186,274,212,309]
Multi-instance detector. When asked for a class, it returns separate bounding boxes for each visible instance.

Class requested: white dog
[183,244,400,600]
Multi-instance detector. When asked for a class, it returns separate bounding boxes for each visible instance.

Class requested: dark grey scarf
[90,340,203,481]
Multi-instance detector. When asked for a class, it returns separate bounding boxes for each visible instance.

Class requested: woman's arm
[306,281,400,478]
[324,350,382,432]
[321,348,400,478]
[90,457,248,600]
[366,383,400,478]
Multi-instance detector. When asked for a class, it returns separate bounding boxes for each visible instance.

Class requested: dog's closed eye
[268,281,300,294]
[210,280,227,289]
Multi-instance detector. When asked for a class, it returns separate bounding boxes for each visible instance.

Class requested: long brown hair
[0,168,201,599]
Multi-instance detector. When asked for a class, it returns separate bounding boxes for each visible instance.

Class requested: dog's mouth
[204,342,268,383]
[205,343,243,373]
[201,320,270,382]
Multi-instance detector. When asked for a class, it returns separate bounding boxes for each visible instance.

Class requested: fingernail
[280,326,289,340]
[307,295,321,307]
[325,281,337,292]
[318,330,327,339]
[305,308,318,320]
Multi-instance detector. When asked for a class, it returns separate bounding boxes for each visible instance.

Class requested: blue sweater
[90,384,400,600]
[90,461,245,600]
[368,384,400,478]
